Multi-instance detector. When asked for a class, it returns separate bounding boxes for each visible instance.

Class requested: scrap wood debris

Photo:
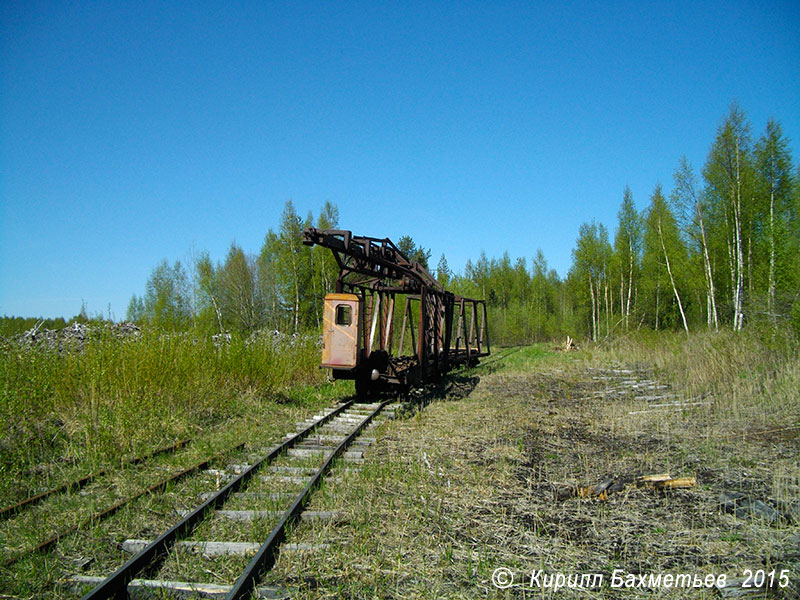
[556,473,697,501]
[555,336,578,352]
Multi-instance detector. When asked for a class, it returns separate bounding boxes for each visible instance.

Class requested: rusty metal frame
[303,228,489,388]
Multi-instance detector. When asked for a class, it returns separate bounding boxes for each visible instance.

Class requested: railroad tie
[178,509,341,521]
[197,491,296,501]
[65,575,289,599]
[216,510,341,522]
[121,539,330,556]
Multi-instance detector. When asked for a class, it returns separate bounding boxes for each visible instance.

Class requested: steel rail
[79,400,355,600]
[226,400,390,600]
[1,440,242,569]
[0,439,191,522]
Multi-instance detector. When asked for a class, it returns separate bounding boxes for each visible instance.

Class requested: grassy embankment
[0,330,333,509]
[264,329,799,598]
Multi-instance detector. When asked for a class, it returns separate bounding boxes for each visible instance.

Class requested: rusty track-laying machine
[303,228,489,397]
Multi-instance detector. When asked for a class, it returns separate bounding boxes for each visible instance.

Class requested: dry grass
[267,338,799,598]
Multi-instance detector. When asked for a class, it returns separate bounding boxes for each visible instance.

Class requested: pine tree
[315,202,340,297]
[436,254,451,287]
[656,185,690,334]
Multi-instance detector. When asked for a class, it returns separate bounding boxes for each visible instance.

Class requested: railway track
[0,438,191,522]
[1,438,246,569]
[66,398,398,599]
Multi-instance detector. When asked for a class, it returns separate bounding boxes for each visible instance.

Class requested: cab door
[321,293,360,369]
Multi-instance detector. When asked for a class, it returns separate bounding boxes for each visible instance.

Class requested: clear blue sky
[2,1,799,320]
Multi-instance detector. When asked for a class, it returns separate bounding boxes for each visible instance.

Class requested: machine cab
[321,293,361,370]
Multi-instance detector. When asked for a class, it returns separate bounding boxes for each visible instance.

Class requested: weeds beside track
[0,330,325,508]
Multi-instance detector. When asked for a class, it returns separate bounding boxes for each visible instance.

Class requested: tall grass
[0,329,324,482]
[589,327,800,433]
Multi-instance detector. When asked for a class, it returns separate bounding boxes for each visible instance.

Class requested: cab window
[335,304,352,326]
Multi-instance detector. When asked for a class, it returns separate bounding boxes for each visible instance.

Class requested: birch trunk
[655,282,660,331]
[626,239,634,329]
[733,139,745,331]
[658,220,689,335]
[768,182,776,320]
[699,216,718,331]
[589,275,597,342]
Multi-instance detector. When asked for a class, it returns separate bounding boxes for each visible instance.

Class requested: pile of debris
[211,332,232,347]
[12,321,141,352]
[555,335,578,352]
[556,472,697,501]
[582,366,713,413]
[246,329,323,350]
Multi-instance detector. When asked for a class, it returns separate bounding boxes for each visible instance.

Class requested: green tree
[257,231,282,330]
[530,250,549,340]
[655,185,689,333]
[436,254,451,287]
[125,294,145,323]
[142,259,192,329]
[314,201,340,298]
[276,201,311,333]
[754,119,794,319]
[397,235,431,271]
[218,243,262,332]
[703,103,755,330]
[194,250,223,333]
[671,156,718,330]
[612,186,641,330]
[570,221,611,341]
[641,186,690,332]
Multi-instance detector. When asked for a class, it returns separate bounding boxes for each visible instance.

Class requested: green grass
[0,329,328,508]
[0,326,350,598]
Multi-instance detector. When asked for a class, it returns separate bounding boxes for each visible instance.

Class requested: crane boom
[302,227,489,396]
[302,227,441,293]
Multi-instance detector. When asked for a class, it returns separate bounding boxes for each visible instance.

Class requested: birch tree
[703,104,754,330]
[257,231,282,330]
[650,185,690,334]
[194,251,223,333]
[142,259,192,329]
[276,201,308,333]
[218,243,262,332]
[613,186,641,330]
[671,156,718,330]
[570,221,611,341]
[754,119,793,320]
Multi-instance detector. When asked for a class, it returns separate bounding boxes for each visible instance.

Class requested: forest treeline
[3,104,798,344]
[452,104,800,342]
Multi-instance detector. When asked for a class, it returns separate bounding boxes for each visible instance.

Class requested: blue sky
[2,1,799,320]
